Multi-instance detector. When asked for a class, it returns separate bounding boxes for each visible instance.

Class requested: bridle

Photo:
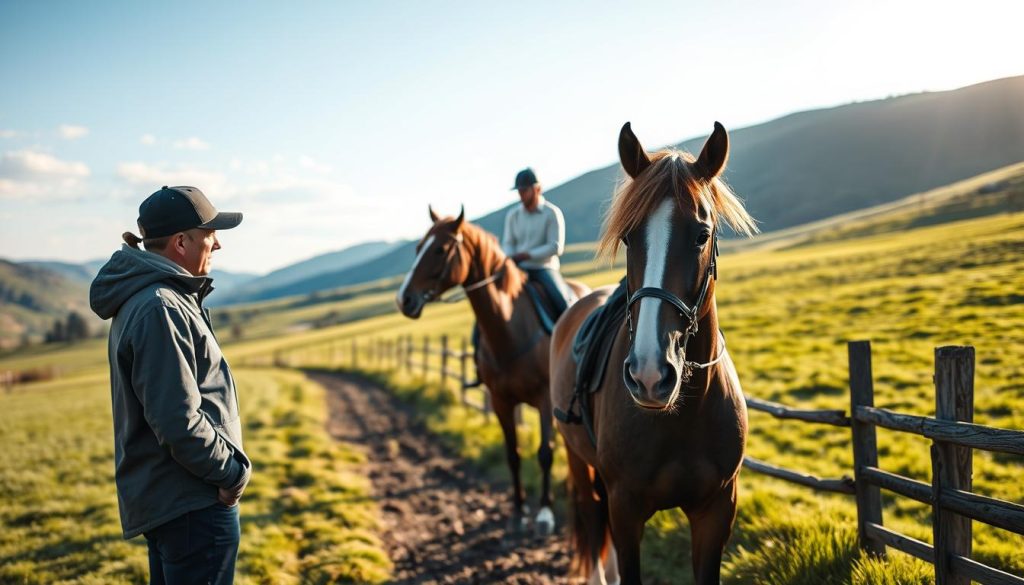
[421,232,508,304]
[624,227,727,383]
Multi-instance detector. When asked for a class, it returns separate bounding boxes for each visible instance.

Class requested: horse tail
[566,449,610,579]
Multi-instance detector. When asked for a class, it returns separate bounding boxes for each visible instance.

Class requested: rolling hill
[0,260,93,348]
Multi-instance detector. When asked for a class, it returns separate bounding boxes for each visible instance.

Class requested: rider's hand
[512,252,530,263]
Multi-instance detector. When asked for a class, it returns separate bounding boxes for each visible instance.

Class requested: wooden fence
[247,335,1023,583]
[254,334,497,418]
[742,341,1023,585]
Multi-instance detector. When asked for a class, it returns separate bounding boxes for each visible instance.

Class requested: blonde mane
[598,150,758,260]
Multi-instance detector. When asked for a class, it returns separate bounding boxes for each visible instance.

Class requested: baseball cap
[511,168,538,190]
[137,186,243,238]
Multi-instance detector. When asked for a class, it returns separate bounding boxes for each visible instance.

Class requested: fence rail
[239,334,1022,583]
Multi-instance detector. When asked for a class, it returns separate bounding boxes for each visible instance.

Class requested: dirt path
[309,371,571,584]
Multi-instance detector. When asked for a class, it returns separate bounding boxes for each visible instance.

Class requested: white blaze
[634,198,675,364]
[397,235,435,302]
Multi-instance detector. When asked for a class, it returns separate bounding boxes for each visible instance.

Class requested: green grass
[0,367,389,584]
[242,211,1024,583]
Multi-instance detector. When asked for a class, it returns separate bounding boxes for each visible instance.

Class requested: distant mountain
[208,269,260,298]
[278,75,1024,295]
[210,240,402,305]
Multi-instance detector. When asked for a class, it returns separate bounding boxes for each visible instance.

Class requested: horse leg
[493,396,527,533]
[534,390,556,537]
[687,481,738,585]
[607,486,647,585]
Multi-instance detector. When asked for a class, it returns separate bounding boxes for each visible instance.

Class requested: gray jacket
[90,245,251,539]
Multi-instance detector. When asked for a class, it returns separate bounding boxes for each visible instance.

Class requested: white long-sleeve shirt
[501,197,565,270]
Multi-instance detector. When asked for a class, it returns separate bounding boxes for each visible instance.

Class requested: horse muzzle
[396,291,425,319]
[622,354,682,410]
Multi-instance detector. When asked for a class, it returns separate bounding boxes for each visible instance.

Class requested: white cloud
[0,149,91,199]
[58,125,89,140]
[116,161,228,195]
[172,137,210,151]
[140,134,157,145]
[0,129,18,139]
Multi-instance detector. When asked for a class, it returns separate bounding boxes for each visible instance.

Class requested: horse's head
[603,122,756,409]
[396,205,469,319]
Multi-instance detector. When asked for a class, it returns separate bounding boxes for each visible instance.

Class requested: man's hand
[218,486,242,507]
[511,252,530,264]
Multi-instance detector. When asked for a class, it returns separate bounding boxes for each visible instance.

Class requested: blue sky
[2,0,1021,273]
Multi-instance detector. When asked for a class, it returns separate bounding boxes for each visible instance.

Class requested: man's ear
[171,232,187,255]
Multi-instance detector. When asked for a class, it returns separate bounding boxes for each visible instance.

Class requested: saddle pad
[572,278,628,396]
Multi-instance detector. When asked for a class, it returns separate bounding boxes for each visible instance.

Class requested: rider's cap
[137,186,243,238]
[512,167,538,191]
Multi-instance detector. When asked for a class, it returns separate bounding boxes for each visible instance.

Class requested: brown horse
[397,207,589,535]
[550,122,758,584]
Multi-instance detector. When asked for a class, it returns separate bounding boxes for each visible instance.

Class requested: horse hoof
[534,506,555,537]
[506,504,530,535]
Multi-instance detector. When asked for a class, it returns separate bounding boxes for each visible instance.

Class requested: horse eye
[695,231,711,247]
[434,246,445,255]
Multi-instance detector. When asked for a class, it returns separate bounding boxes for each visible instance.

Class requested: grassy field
[0,203,1020,583]
[0,365,390,584]
[224,210,1024,584]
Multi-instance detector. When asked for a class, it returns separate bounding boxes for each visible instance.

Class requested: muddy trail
[309,370,571,584]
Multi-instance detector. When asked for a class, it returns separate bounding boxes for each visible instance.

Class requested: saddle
[522,275,576,336]
[554,278,628,444]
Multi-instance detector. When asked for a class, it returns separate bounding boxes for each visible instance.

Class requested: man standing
[90,186,251,585]
[503,167,572,315]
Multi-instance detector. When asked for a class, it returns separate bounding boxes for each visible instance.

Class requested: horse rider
[502,167,573,316]
[468,167,571,386]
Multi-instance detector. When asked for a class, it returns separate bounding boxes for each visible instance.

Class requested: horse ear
[429,205,440,223]
[453,205,465,230]
[618,122,652,179]
[694,121,729,180]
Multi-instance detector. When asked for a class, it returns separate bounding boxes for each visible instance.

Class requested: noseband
[625,229,726,382]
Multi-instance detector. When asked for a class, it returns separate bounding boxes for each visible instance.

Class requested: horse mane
[458,220,525,298]
[598,150,758,260]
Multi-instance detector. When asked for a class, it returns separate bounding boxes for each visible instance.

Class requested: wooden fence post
[460,337,469,406]
[932,346,974,585]
[440,335,449,391]
[422,335,430,380]
[849,340,886,556]
[406,335,413,372]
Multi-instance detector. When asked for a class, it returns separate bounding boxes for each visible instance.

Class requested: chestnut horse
[550,122,757,584]
[397,207,589,535]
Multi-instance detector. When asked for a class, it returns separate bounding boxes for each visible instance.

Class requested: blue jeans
[525,267,571,316]
[145,503,240,585]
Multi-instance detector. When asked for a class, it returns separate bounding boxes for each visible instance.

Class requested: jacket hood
[90,244,211,320]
